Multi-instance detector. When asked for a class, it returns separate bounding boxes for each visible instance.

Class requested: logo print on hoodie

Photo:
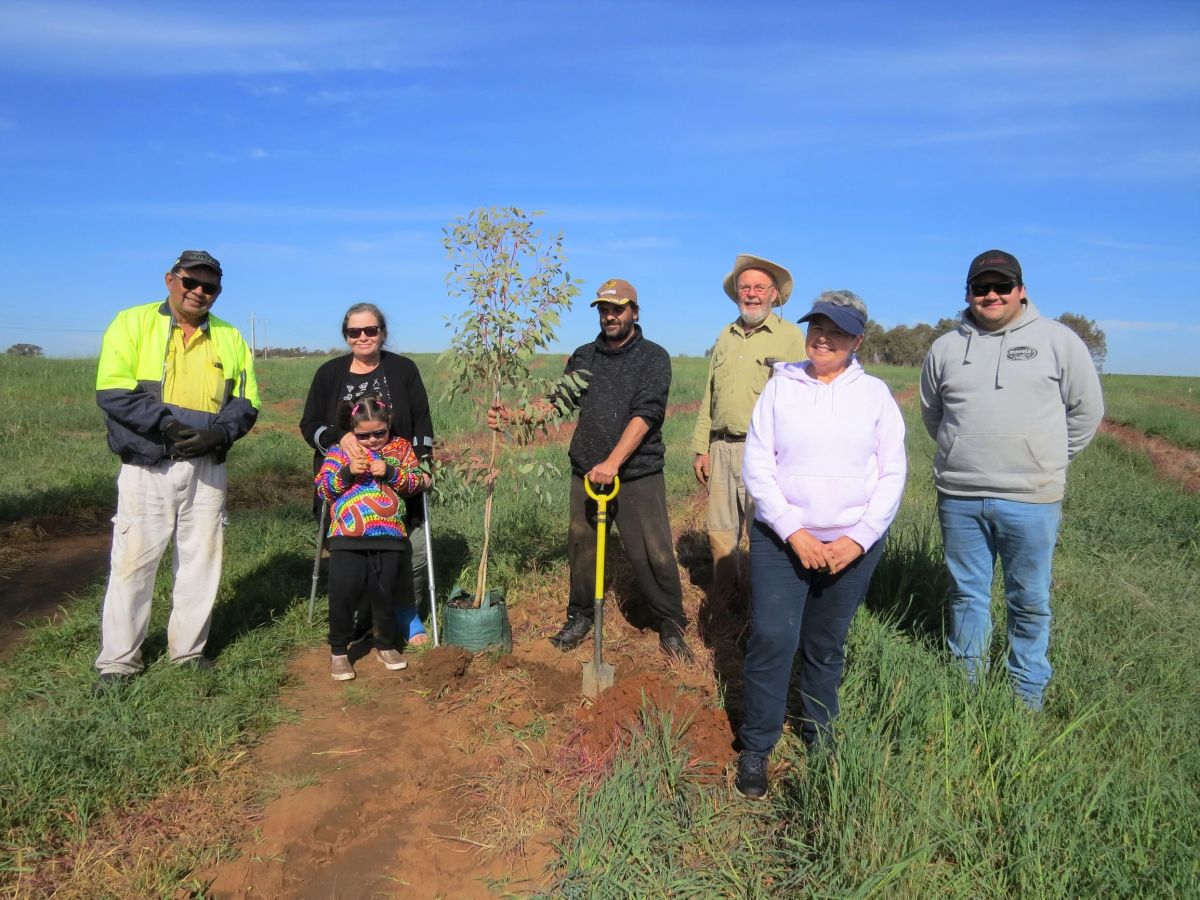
[1007,346,1037,361]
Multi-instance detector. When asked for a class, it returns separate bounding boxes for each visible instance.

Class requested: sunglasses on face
[175,273,220,295]
[354,427,389,440]
[969,281,1017,297]
[345,326,381,339]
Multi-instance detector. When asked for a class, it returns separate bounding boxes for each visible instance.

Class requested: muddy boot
[659,619,694,662]
[549,612,593,651]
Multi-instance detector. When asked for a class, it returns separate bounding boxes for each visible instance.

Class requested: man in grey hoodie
[920,249,1103,710]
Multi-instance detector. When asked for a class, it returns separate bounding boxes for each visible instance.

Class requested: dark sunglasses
[969,281,1017,297]
[175,273,220,295]
[345,326,381,339]
[354,427,389,440]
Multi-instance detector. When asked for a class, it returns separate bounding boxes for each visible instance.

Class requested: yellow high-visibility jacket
[96,300,260,465]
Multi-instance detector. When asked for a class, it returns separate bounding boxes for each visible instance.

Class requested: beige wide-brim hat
[722,254,793,305]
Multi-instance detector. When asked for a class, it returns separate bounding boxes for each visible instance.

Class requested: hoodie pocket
[784,474,868,528]
[941,433,1055,493]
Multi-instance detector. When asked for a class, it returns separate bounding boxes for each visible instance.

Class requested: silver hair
[813,289,868,320]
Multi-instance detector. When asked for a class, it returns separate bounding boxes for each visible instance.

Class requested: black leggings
[327,545,409,653]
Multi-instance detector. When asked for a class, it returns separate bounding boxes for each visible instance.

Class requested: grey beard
[741,309,771,328]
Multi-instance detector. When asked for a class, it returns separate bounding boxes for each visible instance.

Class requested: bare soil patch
[196,491,736,899]
[1100,420,1200,493]
[0,518,110,659]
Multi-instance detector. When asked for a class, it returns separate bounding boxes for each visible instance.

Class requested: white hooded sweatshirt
[743,359,907,552]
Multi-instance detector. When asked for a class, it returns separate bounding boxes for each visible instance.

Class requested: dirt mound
[570,671,736,780]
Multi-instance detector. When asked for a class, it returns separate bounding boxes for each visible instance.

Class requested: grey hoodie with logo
[919,299,1104,503]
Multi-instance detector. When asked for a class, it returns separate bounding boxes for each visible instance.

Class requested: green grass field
[1100,373,1200,450]
[0,353,1197,896]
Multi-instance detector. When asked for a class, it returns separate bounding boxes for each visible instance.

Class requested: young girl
[315,394,431,681]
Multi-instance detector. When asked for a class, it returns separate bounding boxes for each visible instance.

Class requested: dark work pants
[328,544,408,654]
[567,472,686,629]
[739,520,886,753]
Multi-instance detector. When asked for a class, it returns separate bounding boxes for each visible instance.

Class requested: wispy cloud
[0,1,464,75]
[101,201,462,225]
[204,147,271,163]
[1100,320,1200,333]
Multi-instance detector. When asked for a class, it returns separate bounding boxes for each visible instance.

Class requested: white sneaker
[376,648,408,670]
[331,653,355,681]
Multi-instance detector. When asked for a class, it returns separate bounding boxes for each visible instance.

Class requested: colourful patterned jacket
[315,437,429,543]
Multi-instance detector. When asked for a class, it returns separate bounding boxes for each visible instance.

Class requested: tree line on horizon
[823,311,1107,371]
[7,311,1109,373]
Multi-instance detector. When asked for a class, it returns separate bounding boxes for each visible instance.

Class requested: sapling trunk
[473,384,501,607]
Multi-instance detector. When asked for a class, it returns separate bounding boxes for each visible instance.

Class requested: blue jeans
[738,520,887,754]
[938,496,1061,708]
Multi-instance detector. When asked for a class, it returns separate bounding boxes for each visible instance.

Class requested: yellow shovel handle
[585,476,619,602]
[584,475,620,504]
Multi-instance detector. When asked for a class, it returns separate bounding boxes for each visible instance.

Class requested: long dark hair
[336,393,392,434]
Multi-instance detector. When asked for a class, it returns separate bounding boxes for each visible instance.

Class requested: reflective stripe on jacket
[96,300,260,465]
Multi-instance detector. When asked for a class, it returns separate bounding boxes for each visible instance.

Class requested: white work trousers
[96,457,227,674]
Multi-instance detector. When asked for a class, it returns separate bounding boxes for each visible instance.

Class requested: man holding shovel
[488,278,691,661]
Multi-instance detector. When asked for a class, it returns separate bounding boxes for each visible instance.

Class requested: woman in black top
[300,303,435,645]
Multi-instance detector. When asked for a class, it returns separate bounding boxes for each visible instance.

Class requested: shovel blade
[581,660,615,698]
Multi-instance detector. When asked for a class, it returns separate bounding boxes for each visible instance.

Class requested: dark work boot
[659,619,694,662]
[735,751,769,800]
[548,612,593,651]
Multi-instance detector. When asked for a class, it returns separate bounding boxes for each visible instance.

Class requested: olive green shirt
[691,313,807,454]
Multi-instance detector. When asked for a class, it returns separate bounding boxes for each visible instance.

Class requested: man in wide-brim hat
[691,254,807,609]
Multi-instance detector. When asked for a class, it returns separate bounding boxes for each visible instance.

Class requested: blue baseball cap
[798,300,867,336]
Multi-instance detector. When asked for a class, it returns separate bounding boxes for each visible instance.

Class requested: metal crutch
[422,491,440,646]
[307,497,328,625]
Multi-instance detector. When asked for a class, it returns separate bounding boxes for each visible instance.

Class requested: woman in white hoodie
[735,290,907,800]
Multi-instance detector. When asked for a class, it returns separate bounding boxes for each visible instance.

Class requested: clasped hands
[786,530,863,575]
[339,433,387,477]
[165,420,225,458]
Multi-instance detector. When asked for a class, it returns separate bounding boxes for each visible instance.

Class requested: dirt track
[198,488,736,897]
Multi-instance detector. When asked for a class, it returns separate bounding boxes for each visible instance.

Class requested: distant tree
[858,320,887,365]
[935,315,962,335]
[1056,312,1107,372]
[6,343,43,356]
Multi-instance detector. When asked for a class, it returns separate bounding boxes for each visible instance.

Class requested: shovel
[582,476,620,697]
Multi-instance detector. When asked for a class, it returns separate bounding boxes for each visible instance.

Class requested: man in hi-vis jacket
[93,250,259,693]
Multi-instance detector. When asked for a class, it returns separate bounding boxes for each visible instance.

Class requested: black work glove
[173,426,227,458]
[163,419,197,443]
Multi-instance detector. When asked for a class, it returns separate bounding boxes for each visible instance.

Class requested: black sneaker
[91,672,131,697]
[735,751,769,800]
[548,613,593,651]
[659,620,694,662]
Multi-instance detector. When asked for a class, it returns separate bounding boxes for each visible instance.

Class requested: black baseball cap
[967,249,1021,284]
[173,250,223,275]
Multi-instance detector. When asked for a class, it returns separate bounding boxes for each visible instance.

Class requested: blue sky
[1,1,1197,375]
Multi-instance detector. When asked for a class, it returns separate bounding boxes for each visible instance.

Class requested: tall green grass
[1100,373,1200,449]
[552,379,1200,897]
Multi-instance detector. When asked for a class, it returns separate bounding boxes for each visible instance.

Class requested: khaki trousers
[96,458,227,674]
[706,439,753,601]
